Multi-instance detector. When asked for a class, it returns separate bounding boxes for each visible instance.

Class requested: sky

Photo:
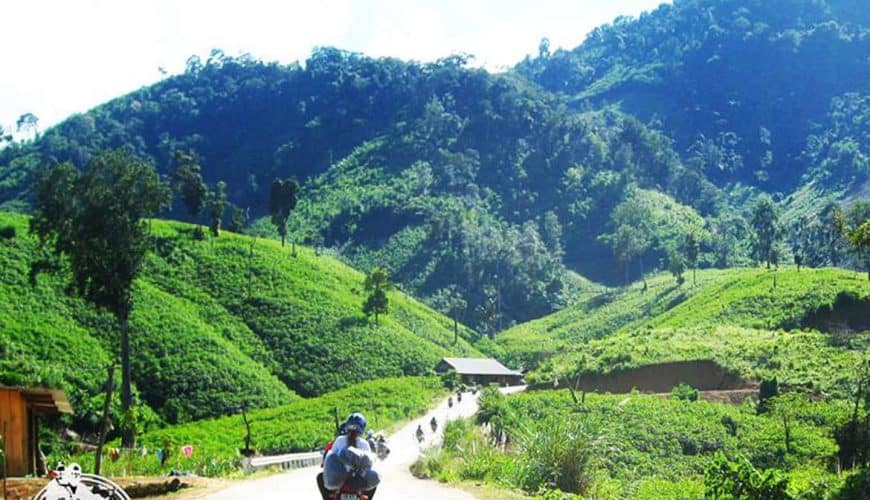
[0,0,669,134]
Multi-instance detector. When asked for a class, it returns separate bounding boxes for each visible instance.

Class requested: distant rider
[430,416,438,432]
[317,413,380,500]
[415,424,424,443]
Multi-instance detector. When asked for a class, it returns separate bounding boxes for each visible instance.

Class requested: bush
[704,452,791,500]
[0,225,15,239]
[441,370,461,390]
[832,467,869,500]
[672,382,699,402]
[759,378,780,414]
[515,416,603,495]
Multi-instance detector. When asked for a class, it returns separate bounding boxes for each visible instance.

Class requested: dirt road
[202,386,524,500]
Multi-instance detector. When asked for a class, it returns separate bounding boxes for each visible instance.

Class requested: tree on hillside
[603,196,653,288]
[750,196,781,269]
[227,204,248,233]
[363,267,392,325]
[818,201,848,266]
[30,150,171,448]
[683,232,700,286]
[711,214,749,268]
[268,177,299,250]
[16,112,39,140]
[845,201,870,280]
[667,248,686,285]
[169,150,208,227]
[205,181,227,237]
[429,286,467,344]
[771,392,810,455]
[847,220,870,280]
[0,125,12,143]
[769,242,783,289]
[787,217,809,272]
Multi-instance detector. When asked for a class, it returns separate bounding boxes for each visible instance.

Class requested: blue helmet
[345,412,367,433]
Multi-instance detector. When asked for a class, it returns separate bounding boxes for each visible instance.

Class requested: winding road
[201,386,524,500]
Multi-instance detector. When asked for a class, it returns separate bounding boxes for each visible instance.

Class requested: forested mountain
[0,0,867,333]
[516,0,869,192]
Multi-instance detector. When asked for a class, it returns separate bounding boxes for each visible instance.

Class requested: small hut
[436,357,524,386]
[0,386,73,477]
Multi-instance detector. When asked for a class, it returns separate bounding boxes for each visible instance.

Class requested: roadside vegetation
[416,387,867,498]
[65,377,444,477]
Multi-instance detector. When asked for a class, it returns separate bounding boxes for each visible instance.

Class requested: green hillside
[73,377,444,477]
[0,211,479,430]
[487,267,869,393]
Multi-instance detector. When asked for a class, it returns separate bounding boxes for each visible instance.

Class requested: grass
[485,267,869,393]
[0,211,479,428]
[65,377,444,477]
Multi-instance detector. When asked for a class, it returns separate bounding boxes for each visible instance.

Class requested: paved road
[204,387,524,500]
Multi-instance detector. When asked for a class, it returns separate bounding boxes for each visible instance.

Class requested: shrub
[672,382,699,402]
[515,416,603,495]
[0,225,15,239]
[759,378,780,414]
[832,467,869,500]
[704,452,791,500]
[441,370,461,390]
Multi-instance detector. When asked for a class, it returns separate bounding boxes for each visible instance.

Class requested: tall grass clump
[514,416,604,495]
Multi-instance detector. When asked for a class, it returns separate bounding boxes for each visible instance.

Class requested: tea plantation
[0,211,479,429]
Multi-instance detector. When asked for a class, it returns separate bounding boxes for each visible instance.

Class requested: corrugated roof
[441,358,522,376]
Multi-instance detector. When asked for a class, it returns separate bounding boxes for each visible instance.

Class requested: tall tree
[750,196,781,269]
[684,232,700,286]
[668,247,686,285]
[604,195,653,288]
[16,112,39,139]
[847,220,870,280]
[227,204,248,233]
[169,150,208,226]
[30,150,171,448]
[363,267,392,324]
[818,201,848,266]
[429,286,467,344]
[205,181,228,237]
[268,178,299,249]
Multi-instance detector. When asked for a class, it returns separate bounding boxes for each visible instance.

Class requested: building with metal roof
[436,358,524,386]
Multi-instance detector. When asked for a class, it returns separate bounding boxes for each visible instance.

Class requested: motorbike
[374,438,390,460]
[329,483,370,500]
[366,433,390,460]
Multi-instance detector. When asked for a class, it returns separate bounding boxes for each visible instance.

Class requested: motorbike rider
[415,424,424,443]
[430,416,438,432]
[317,413,380,500]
